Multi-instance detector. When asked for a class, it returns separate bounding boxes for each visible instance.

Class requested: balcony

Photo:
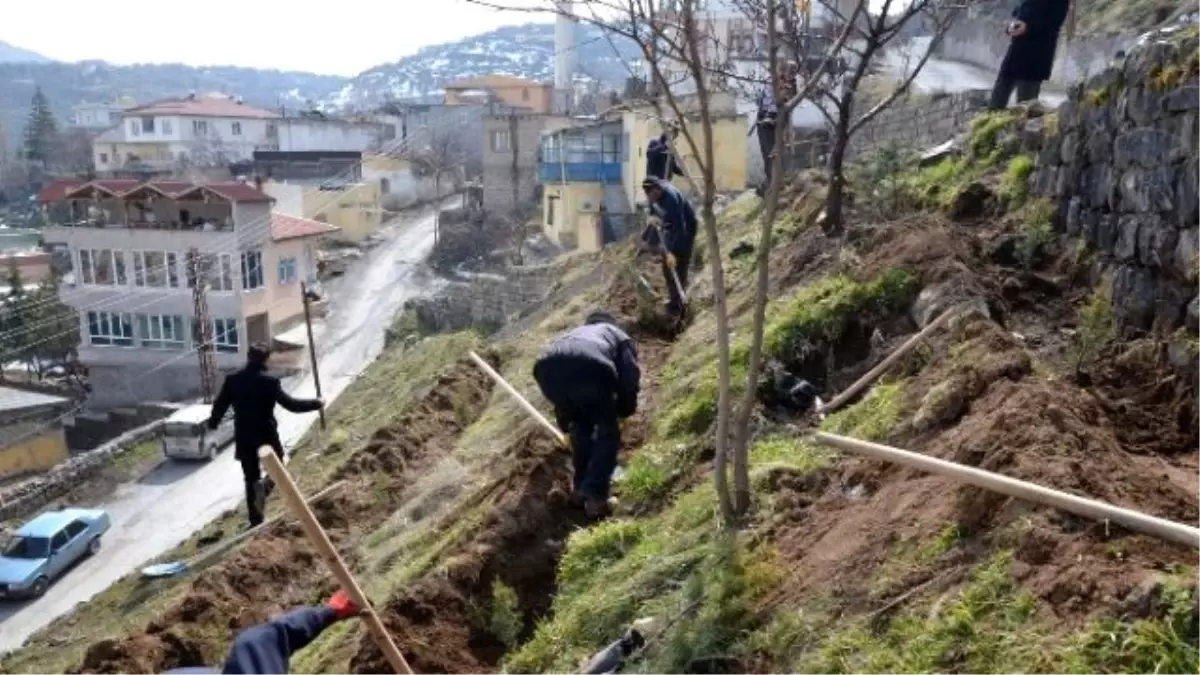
[539,161,622,184]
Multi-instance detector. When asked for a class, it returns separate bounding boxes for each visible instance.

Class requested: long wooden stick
[817,304,965,415]
[812,432,1200,549]
[258,448,414,674]
[467,350,568,447]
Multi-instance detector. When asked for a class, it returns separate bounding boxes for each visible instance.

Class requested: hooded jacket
[645,133,684,181]
[645,178,698,254]
[533,315,641,416]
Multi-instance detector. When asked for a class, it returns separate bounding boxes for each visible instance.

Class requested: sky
[1,0,551,76]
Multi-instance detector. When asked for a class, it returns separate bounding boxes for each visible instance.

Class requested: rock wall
[398,265,560,338]
[849,90,991,158]
[0,419,164,523]
[937,3,1139,88]
[1030,27,1200,333]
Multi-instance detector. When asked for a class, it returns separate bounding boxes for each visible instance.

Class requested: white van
[161,404,233,461]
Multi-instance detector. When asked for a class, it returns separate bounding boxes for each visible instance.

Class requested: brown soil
[73,355,500,674]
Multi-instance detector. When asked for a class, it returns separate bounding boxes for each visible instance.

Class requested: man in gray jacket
[532,311,641,518]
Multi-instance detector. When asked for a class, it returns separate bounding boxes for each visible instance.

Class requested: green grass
[821,381,905,442]
[0,332,482,675]
[1000,154,1036,205]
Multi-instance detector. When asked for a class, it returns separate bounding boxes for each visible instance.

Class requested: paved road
[0,209,441,652]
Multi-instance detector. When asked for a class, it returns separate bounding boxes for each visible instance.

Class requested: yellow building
[443,75,554,114]
[0,387,72,477]
[264,180,383,244]
[539,120,624,252]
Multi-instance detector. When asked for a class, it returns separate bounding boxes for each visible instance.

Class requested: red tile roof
[38,179,274,204]
[270,212,340,242]
[125,96,280,120]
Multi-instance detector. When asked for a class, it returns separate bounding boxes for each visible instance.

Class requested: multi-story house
[444,75,555,114]
[481,111,573,215]
[91,93,389,176]
[37,178,337,410]
[69,99,137,131]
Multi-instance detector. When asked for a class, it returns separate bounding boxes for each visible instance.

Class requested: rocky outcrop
[1031,26,1199,334]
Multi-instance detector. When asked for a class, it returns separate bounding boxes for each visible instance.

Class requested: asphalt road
[0,208,441,652]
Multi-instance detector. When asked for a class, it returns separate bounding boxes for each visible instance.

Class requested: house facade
[539,120,627,251]
[91,94,388,175]
[444,75,554,114]
[0,387,73,477]
[482,112,574,215]
[69,99,137,131]
[253,151,384,244]
[37,178,337,410]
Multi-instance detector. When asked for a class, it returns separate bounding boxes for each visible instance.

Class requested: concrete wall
[482,113,551,214]
[937,4,1137,88]
[398,264,560,335]
[542,182,605,248]
[267,181,383,243]
[621,109,750,204]
[86,361,238,410]
[241,236,316,330]
[847,90,992,158]
[0,427,68,477]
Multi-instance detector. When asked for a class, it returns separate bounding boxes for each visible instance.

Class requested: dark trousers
[662,243,692,314]
[238,437,284,527]
[757,122,777,188]
[539,373,621,501]
[989,76,1041,110]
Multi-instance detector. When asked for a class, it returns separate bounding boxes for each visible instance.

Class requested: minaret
[554,0,578,113]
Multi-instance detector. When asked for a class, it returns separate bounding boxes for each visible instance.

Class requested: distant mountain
[325,22,642,109]
[0,61,347,155]
[0,41,53,65]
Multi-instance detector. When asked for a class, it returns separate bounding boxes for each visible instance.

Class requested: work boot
[584,496,619,519]
[568,491,586,508]
[253,480,268,520]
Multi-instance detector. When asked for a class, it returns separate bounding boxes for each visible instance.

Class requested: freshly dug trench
[350,430,589,674]
[73,357,499,674]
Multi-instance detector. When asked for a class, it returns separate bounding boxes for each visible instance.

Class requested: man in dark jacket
[532,311,641,519]
[641,177,698,317]
[988,0,1071,109]
[645,126,685,182]
[208,343,323,527]
[164,590,361,674]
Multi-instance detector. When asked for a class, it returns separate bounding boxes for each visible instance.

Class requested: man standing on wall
[988,0,1073,109]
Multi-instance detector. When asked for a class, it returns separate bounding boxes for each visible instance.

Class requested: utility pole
[300,281,326,430]
[187,248,217,403]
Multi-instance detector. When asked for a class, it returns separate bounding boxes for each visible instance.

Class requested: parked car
[0,508,112,599]
[162,403,234,461]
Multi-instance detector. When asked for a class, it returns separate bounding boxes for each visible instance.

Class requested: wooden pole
[467,350,568,447]
[300,281,326,430]
[817,304,965,415]
[258,448,414,674]
[812,432,1200,549]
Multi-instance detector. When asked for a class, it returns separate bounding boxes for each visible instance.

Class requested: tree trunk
[434,174,441,244]
[823,111,852,236]
[704,199,737,526]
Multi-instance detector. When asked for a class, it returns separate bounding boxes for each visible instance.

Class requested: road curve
[0,209,441,652]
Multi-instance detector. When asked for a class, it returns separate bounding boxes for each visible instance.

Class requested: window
[64,521,88,539]
[601,134,621,163]
[191,253,235,292]
[491,129,511,153]
[99,152,108,164]
[213,318,240,353]
[87,311,134,347]
[128,120,140,137]
[241,249,264,290]
[133,250,179,288]
[193,120,208,135]
[231,121,242,136]
[140,116,155,133]
[51,531,69,553]
[278,256,298,285]
[78,249,123,286]
[137,314,185,349]
[162,119,173,134]
[546,195,559,227]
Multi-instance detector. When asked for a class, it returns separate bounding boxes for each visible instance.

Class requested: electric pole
[187,247,217,403]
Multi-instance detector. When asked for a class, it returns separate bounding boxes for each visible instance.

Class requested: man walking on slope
[208,343,324,528]
[988,0,1072,109]
[164,589,362,674]
[645,124,685,182]
[641,177,698,319]
[533,310,641,519]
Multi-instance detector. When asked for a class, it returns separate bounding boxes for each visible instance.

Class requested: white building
[69,99,137,131]
[92,93,390,175]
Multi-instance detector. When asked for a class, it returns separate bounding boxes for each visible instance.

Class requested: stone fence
[396,264,561,338]
[937,5,1138,88]
[0,419,165,523]
[849,90,991,158]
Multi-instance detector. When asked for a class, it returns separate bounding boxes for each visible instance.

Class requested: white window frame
[162,118,173,135]
[78,248,125,286]
[241,249,264,291]
[140,116,155,134]
[213,318,240,354]
[491,129,511,153]
[87,311,134,347]
[128,120,140,137]
[191,253,234,292]
[277,256,298,285]
[137,314,186,350]
[231,121,242,136]
[193,119,208,135]
[132,250,181,288]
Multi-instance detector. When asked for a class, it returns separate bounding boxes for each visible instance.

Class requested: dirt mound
[75,355,499,674]
[349,430,587,674]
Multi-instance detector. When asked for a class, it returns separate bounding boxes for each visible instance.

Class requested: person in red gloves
[165,590,362,674]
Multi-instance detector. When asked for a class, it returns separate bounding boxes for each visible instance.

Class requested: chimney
[235,96,244,105]
[187,91,196,101]
[254,175,265,192]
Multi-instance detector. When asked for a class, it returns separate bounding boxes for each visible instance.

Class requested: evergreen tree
[23,87,60,168]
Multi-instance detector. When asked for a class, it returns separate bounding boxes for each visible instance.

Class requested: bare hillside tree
[410,122,467,243]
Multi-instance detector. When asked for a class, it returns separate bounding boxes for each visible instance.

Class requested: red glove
[327,589,362,620]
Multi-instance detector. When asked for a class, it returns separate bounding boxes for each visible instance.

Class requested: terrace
[38,179,272,232]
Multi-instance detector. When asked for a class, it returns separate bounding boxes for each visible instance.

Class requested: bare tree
[410,122,467,243]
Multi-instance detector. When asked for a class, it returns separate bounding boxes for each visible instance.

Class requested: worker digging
[208,343,325,529]
[532,310,642,520]
[640,177,698,323]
